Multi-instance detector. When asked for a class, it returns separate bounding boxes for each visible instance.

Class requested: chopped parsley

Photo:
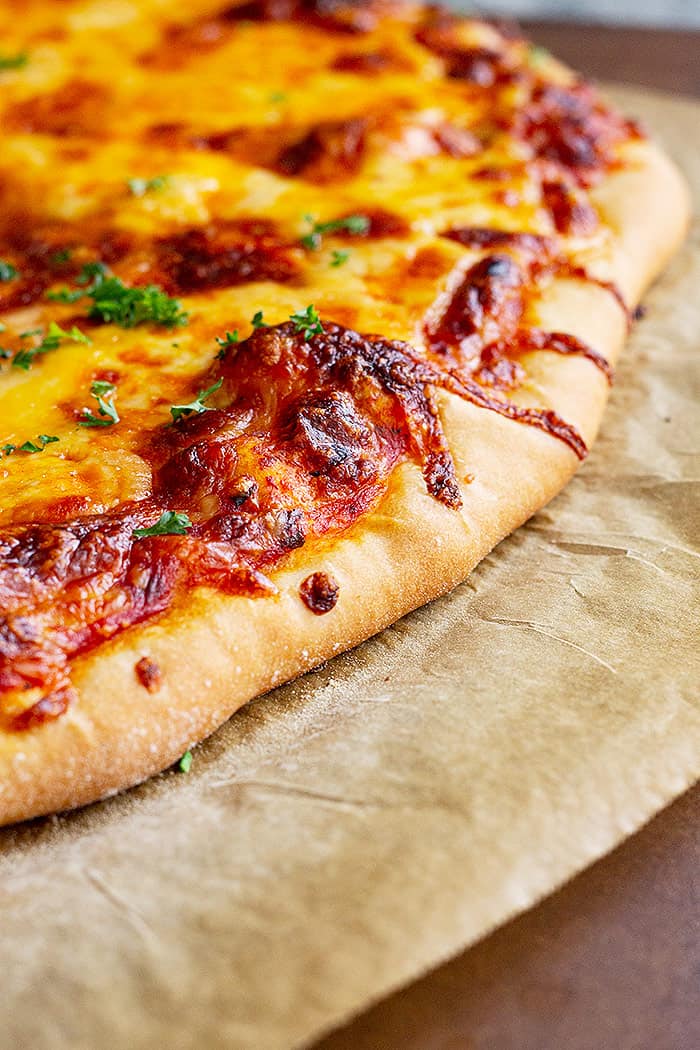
[268,91,287,103]
[2,434,58,456]
[12,321,91,371]
[50,248,73,266]
[289,304,324,341]
[177,750,193,773]
[0,261,19,282]
[49,263,187,329]
[170,377,223,422]
[79,380,120,428]
[0,52,28,71]
[330,249,350,268]
[127,174,170,197]
[88,280,187,328]
[48,262,103,304]
[215,330,239,358]
[77,261,109,285]
[215,316,266,356]
[301,213,370,251]
[133,511,192,539]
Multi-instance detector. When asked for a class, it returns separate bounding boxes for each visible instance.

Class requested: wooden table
[314,23,700,1050]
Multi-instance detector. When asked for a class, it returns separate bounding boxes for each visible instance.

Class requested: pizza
[0,0,689,825]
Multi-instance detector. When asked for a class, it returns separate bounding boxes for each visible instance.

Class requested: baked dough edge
[0,139,690,825]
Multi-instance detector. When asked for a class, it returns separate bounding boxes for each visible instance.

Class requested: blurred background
[451,1,700,26]
[444,1,700,95]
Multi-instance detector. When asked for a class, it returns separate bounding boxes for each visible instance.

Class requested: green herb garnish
[127,174,170,197]
[177,750,193,773]
[330,249,350,268]
[301,213,370,251]
[19,435,59,453]
[78,380,120,428]
[49,248,73,266]
[289,304,324,341]
[251,310,266,329]
[50,263,187,328]
[268,91,287,103]
[215,330,238,358]
[170,377,223,422]
[133,511,192,539]
[77,261,109,285]
[0,52,28,71]
[12,321,91,371]
[0,261,18,282]
[47,261,107,303]
[3,434,58,456]
[88,279,187,327]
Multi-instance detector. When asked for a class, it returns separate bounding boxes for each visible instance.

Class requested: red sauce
[153,225,301,294]
[0,214,96,311]
[542,180,599,236]
[442,227,629,327]
[143,2,393,68]
[4,80,112,137]
[415,14,517,87]
[432,123,481,158]
[299,571,340,613]
[0,318,588,726]
[425,254,526,361]
[11,690,72,732]
[334,208,409,240]
[185,117,375,182]
[510,80,641,187]
[223,1,393,34]
[0,217,302,307]
[332,49,409,74]
[443,226,555,257]
[135,656,163,693]
[0,13,643,727]
[424,248,613,407]
[276,118,368,182]
[142,17,231,69]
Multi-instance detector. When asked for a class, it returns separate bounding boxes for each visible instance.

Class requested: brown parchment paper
[1,86,699,1050]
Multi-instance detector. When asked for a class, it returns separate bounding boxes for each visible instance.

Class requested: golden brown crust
[0,130,690,825]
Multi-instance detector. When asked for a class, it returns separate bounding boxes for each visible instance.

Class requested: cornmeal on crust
[0,1,690,824]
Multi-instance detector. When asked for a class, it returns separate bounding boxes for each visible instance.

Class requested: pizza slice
[0,0,689,824]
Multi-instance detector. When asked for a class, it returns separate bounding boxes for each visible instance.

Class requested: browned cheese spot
[299,571,340,614]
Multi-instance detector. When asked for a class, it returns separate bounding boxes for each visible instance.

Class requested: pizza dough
[0,1,690,824]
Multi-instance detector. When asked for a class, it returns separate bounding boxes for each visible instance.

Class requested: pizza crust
[0,135,689,825]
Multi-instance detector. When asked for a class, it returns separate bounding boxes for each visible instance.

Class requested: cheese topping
[0,0,640,722]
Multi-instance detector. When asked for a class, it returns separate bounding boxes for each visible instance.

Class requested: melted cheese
[0,1,618,528]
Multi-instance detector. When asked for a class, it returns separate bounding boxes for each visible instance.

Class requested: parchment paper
[1,86,699,1050]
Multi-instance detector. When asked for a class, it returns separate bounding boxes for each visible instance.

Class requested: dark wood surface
[519,21,700,99]
[314,24,700,1050]
[316,787,699,1050]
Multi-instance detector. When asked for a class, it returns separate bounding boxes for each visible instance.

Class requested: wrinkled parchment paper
[1,87,698,1050]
